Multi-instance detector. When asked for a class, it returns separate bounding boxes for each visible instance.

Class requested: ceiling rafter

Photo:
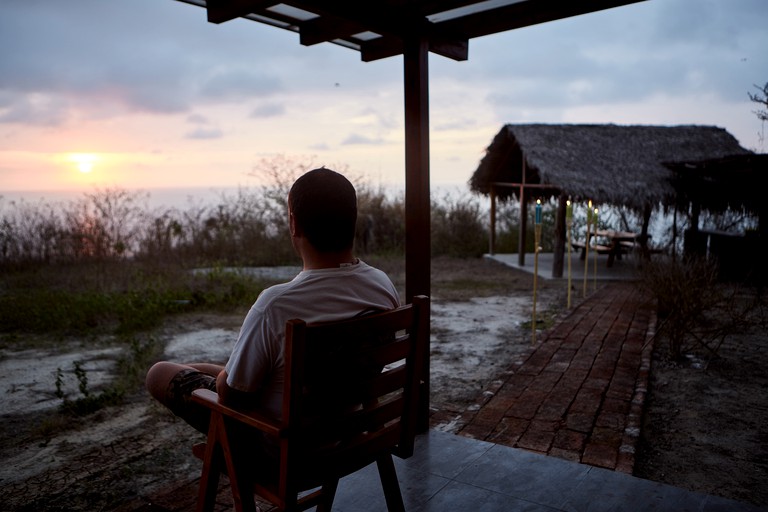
[206,0,275,24]
[291,0,469,61]
[436,0,647,39]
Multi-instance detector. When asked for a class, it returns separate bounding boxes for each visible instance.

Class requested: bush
[0,262,267,335]
[431,194,487,257]
[637,256,755,362]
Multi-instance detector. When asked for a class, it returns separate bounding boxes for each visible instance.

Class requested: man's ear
[289,213,300,237]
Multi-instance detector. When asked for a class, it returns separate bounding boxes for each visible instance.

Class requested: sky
[1,0,767,195]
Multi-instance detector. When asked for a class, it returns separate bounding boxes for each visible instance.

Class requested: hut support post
[691,202,701,232]
[403,35,430,433]
[640,203,652,243]
[518,185,527,266]
[518,160,527,266]
[672,205,678,262]
[489,186,496,255]
[552,194,567,278]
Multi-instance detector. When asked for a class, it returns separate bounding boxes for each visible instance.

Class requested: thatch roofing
[666,153,768,215]
[469,123,752,211]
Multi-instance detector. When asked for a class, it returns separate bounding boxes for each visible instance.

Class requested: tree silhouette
[748,82,768,122]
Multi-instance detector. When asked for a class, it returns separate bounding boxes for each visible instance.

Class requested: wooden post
[640,203,652,245]
[403,35,430,432]
[552,194,567,278]
[518,159,527,266]
[533,223,541,344]
[489,186,496,255]
[566,210,573,308]
[583,203,591,298]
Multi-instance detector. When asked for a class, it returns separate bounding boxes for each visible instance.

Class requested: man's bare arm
[216,370,257,409]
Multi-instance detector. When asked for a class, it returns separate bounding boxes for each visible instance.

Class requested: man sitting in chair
[146,167,401,435]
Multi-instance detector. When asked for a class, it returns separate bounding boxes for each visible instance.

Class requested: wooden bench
[572,241,614,259]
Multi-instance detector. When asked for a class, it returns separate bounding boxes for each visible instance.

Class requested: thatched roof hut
[469,124,751,211]
[666,153,768,216]
[470,123,753,276]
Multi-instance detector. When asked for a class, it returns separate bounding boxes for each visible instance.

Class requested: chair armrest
[191,388,286,438]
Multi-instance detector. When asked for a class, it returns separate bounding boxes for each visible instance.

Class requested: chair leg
[377,455,405,512]
[314,479,339,512]
[198,413,259,512]
[197,435,223,512]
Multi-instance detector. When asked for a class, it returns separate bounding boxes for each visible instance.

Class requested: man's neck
[301,247,357,270]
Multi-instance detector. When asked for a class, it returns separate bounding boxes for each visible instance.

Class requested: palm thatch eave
[469,123,752,212]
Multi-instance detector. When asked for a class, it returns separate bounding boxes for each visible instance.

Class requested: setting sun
[69,153,98,174]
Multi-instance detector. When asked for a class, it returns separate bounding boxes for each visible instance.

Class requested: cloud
[434,118,477,131]
[185,127,223,140]
[355,106,399,130]
[187,114,210,124]
[0,2,197,113]
[0,93,70,126]
[0,0,290,124]
[200,68,283,101]
[250,103,286,118]
[341,133,385,145]
[443,0,768,112]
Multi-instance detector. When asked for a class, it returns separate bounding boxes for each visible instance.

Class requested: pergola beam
[296,3,468,61]
[206,0,273,24]
[439,0,647,39]
[362,34,468,62]
[194,0,645,62]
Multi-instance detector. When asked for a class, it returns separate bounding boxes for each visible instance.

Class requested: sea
[1,186,254,211]
[1,183,476,212]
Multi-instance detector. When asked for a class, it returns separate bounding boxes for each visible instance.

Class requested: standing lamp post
[583,200,592,298]
[593,207,599,291]
[566,199,573,308]
[532,199,542,345]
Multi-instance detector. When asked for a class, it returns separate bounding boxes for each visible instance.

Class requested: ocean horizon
[1,182,477,211]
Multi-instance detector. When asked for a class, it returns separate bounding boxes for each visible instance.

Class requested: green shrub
[0,262,267,335]
[638,257,721,360]
[431,195,487,257]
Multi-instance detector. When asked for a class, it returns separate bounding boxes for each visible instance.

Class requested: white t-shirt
[224,260,401,419]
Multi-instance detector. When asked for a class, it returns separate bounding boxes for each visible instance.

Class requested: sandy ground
[1,258,766,510]
[633,322,768,507]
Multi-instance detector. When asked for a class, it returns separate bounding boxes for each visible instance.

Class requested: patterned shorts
[165,368,218,434]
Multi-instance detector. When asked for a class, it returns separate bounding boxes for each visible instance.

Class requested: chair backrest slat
[297,395,406,449]
[282,296,429,478]
[301,364,407,412]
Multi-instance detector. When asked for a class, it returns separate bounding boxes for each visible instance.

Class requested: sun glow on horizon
[68,153,98,174]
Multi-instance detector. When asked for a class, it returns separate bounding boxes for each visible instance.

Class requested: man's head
[288,168,357,253]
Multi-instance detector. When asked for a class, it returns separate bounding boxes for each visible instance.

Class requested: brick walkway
[430,282,656,474]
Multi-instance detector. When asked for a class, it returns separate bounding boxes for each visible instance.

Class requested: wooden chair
[191,295,430,512]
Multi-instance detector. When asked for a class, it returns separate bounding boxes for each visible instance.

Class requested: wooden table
[594,230,638,267]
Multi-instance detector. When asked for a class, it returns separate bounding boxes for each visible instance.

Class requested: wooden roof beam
[299,15,368,46]
[437,0,647,39]
[206,0,277,24]
[361,34,467,62]
[293,1,468,60]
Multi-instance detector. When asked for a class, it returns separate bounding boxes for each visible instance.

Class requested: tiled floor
[487,251,642,281]
[139,430,763,512]
[327,430,763,512]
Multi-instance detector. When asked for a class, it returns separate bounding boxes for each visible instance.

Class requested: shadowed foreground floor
[130,282,762,511]
[131,429,761,512]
